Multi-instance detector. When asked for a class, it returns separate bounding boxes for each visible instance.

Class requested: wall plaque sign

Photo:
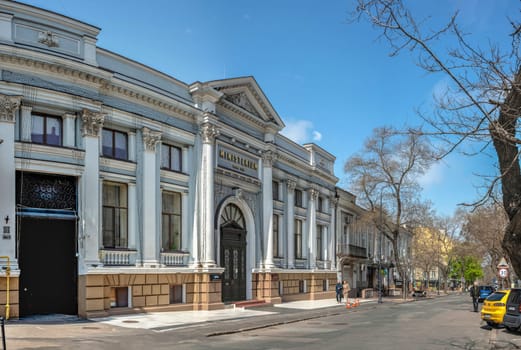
[217,144,259,178]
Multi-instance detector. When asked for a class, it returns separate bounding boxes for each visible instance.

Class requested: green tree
[450,256,483,286]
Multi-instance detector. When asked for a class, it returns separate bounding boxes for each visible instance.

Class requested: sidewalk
[89,297,375,330]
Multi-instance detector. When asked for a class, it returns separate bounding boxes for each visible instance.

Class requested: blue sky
[18,0,517,216]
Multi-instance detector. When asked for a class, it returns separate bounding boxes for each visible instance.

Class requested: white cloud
[281,119,322,144]
[418,161,445,188]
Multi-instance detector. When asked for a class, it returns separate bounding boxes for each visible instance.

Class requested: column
[262,150,275,269]
[62,112,76,148]
[80,108,104,267]
[20,105,32,142]
[329,195,338,271]
[200,119,219,267]
[128,131,136,162]
[307,188,318,269]
[127,182,137,250]
[286,180,296,269]
[0,94,21,268]
[141,127,161,267]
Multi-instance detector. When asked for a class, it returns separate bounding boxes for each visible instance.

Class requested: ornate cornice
[142,127,161,152]
[81,109,104,137]
[200,122,219,144]
[0,52,197,122]
[0,93,22,123]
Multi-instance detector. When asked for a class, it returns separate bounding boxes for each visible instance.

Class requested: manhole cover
[122,320,139,323]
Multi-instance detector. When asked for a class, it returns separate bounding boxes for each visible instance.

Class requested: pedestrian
[335,281,343,303]
[343,280,351,304]
[469,281,480,312]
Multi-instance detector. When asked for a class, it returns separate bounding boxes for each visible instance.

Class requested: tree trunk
[492,70,521,279]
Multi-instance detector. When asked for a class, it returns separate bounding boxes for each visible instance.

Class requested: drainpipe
[0,257,9,320]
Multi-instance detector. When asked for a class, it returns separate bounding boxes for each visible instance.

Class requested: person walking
[470,281,480,312]
[335,281,343,303]
[343,280,351,304]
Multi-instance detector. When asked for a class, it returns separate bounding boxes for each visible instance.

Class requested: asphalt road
[6,294,521,349]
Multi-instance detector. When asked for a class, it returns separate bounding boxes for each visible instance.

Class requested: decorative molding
[286,179,296,193]
[142,127,162,152]
[0,93,21,123]
[225,92,259,117]
[309,188,319,201]
[200,122,219,144]
[38,30,59,47]
[81,109,104,137]
[262,150,277,168]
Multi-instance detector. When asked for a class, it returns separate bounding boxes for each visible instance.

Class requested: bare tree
[344,126,438,298]
[460,203,509,283]
[354,0,521,279]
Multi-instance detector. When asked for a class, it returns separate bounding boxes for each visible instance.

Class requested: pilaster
[307,188,318,269]
[199,119,219,268]
[262,150,276,269]
[80,108,104,268]
[141,127,161,267]
[0,93,21,268]
[286,179,296,269]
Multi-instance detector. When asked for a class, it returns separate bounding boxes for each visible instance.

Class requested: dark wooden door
[19,217,77,316]
[221,225,246,302]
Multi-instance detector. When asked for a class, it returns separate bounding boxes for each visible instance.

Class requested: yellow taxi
[481,289,510,326]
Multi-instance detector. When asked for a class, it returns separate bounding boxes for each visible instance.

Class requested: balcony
[100,248,138,266]
[160,251,190,266]
[337,243,367,259]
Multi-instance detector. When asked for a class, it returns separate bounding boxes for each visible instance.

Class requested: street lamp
[378,191,383,304]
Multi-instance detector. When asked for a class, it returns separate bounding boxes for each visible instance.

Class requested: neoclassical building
[0,1,394,319]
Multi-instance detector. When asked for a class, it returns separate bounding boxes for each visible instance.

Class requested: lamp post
[378,191,383,304]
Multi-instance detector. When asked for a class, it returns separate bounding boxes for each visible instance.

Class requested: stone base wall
[253,272,336,303]
[0,276,19,319]
[78,272,224,318]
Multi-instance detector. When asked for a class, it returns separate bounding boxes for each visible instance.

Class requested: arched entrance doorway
[220,203,247,302]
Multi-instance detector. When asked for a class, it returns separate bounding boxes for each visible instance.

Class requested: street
[6,294,521,349]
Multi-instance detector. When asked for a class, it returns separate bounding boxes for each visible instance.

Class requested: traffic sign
[499,268,508,278]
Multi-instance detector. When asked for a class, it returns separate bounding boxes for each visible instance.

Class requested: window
[162,191,182,251]
[294,189,303,207]
[102,128,128,160]
[31,113,62,146]
[273,214,279,257]
[317,196,323,212]
[295,219,302,259]
[110,287,128,308]
[102,182,128,248]
[170,285,183,304]
[161,144,182,172]
[316,225,322,260]
[272,181,279,200]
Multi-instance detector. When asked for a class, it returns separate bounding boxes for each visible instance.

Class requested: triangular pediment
[206,76,285,130]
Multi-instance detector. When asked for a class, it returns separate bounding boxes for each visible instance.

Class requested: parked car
[478,286,495,302]
[504,288,521,332]
[480,290,510,327]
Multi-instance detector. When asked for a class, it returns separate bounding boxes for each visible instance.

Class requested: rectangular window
[162,191,182,251]
[294,189,303,207]
[317,197,323,212]
[102,182,128,248]
[272,181,279,200]
[110,287,129,308]
[102,128,128,160]
[316,225,322,260]
[31,113,62,146]
[295,219,302,259]
[273,214,279,257]
[170,285,183,304]
[161,144,182,172]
